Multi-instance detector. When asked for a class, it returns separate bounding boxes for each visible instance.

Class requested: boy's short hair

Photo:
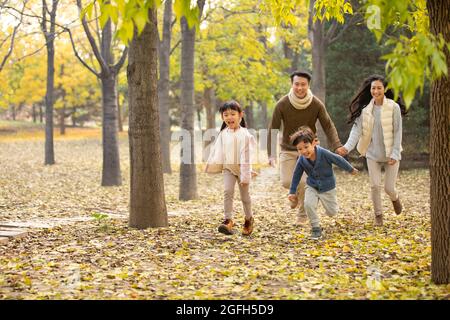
[290,126,316,146]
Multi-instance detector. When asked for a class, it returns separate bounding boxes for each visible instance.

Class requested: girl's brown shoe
[218,219,234,235]
[242,217,254,236]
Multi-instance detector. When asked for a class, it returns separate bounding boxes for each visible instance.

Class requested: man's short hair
[290,71,312,83]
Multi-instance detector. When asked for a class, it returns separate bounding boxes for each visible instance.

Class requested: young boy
[288,126,358,239]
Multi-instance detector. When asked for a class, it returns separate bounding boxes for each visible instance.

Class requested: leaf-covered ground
[0,135,449,299]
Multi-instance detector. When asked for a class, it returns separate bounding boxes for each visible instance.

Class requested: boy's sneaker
[242,217,254,236]
[310,227,322,240]
[374,215,383,227]
[218,219,234,235]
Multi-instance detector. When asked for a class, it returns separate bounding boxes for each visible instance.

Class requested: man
[267,71,346,225]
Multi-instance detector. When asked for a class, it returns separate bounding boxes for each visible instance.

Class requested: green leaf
[81,2,95,20]
[133,9,149,35]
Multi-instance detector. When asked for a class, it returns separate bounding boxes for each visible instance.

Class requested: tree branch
[327,13,362,45]
[113,47,128,73]
[170,39,181,55]
[76,0,108,72]
[64,26,100,77]
[0,1,25,72]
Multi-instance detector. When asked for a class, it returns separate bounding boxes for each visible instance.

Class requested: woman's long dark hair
[347,75,408,124]
[219,100,247,131]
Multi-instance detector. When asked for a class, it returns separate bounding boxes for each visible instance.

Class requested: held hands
[388,158,397,165]
[288,194,298,202]
[336,146,348,157]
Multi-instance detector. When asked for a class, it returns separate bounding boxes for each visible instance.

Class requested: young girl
[288,126,357,240]
[205,101,256,236]
[341,75,407,226]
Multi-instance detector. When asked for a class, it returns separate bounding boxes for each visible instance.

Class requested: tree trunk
[10,105,16,121]
[245,102,254,129]
[283,42,300,73]
[42,0,57,165]
[158,0,173,174]
[100,20,122,186]
[311,23,328,149]
[179,1,205,201]
[128,8,167,229]
[101,72,122,186]
[60,105,65,135]
[204,87,216,130]
[309,0,328,149]
[118,97,123,132]
[39,104,43,123]
[32,104,37,123]
[260,101,268,128]
[427,0,450,285]
[202,87,216,162]
[117,77,123,132]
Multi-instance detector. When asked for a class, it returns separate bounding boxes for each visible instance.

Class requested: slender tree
[75,0,128,186]
[158,0,173,174]
[41,0,58,165]
[179,0,205,201]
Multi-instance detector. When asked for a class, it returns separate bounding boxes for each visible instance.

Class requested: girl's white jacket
[205,127,256,184]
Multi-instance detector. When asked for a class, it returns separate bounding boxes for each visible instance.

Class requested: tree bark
[427,0,450,285]
[59,105,65,135]
[128,8,167,229]
[117,77,123,132]
[10,105,16,121]
[179,0,205,201]
[158,0,173,174]
[99,20,122,186]
[204,87,216,130]
[101,70,122,186]
[32,104,36,123]
[260,101,268,129]
[309,8,328,149]
[245,102,254,129]
[39,104,43,123]
[42,0,58,165]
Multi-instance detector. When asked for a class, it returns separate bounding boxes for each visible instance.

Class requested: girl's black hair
[347,74,408,124]
[219,100,247,131]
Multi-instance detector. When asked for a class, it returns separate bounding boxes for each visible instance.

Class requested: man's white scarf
[288,88,313,110]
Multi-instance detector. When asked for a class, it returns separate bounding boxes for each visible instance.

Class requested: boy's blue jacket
[289,145,354,194]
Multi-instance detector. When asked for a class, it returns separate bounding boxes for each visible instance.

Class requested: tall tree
[128,8,167,229]
[76,0,128,186]
[178,0,205,201]
[41,0,58,165]
[427,0,449,284]
[158,0,173,174]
